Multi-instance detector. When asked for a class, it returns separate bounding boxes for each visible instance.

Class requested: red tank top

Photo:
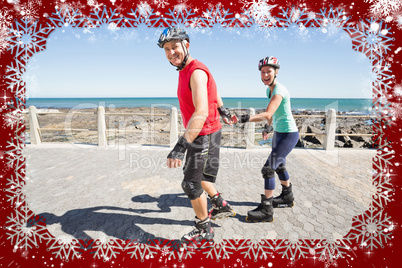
[178,59,222,136]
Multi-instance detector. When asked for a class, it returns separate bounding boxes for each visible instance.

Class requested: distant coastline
[26,97,373,114]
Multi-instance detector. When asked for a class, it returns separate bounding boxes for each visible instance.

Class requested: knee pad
[275,165,287,175]
[261,165,275,179]
[276,165,289,181]
[181,180,204,200]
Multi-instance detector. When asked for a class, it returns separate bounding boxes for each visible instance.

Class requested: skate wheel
[245,216,251,222]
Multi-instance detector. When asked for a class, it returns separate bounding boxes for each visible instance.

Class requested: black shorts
[183,129,221,183]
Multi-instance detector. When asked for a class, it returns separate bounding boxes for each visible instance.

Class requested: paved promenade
[23,144,376,244]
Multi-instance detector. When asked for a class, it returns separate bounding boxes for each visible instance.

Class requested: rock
[361,136,374,148]
[334,140,344,147]
[350,135,364,142]
[296,139,305,148]
[336,129,351,143]
[304,135,323,145]
[343,140,362,148]
[304,126,324,144]
[307,126,322,133]
[298,124,307,134]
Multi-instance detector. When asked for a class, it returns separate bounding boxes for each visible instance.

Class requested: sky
[23,23,374,99]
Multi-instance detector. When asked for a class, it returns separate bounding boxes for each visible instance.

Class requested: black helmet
[157,27,190,48]
[258,56,280,70]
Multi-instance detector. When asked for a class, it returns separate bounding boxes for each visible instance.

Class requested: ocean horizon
[26,97,373,114]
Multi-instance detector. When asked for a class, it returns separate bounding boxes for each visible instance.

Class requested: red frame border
[1,0,401,267]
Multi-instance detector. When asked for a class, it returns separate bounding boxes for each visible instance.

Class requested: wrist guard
[217,106,231,121]
[262,123,273,134]
[167,136,189,161]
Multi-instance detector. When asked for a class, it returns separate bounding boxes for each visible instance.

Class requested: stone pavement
[23,143,376,244]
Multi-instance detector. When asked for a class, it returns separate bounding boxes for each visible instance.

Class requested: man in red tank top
[158,27,237,244]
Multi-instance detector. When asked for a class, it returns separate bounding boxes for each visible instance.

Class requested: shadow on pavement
[31,206,193,243]
[29,194,261,243]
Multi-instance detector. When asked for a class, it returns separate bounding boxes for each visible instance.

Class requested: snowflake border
[2,2,396,265]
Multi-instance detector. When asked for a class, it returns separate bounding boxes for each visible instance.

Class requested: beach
[24,107,374,148]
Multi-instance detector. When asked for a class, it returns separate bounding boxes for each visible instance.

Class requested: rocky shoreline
[24,107,374,149]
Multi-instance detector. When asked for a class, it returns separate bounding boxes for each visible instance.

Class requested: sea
[26,97,373,115]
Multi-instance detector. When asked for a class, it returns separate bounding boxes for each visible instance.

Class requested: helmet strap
[176,41,189,71]
[269,69,278,86]
[269,75,276,87]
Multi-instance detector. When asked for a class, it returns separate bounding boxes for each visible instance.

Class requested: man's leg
[202,178,235,220]
[181,180,213,243]
[201,181,217,197]
[190,193,209,220]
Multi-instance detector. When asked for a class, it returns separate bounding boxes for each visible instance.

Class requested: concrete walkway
[23,144,376,244]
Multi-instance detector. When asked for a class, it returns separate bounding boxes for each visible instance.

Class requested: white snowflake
[393,84,402,97]
[47,5,87,28]
[4,108,24,130]
[4,63,26,109]
[47,238,82,261]
[5,174,26,206]
[397,15,402,30]
[390,100,402,120]
[155,5,196,28]
[275,239,311,261]
[276,6,310,27]
[153,0,169,9]
[343,19,393,64]
[314,239,351,267]
[5,206,51,250]
[0,26,10,54]
[314,7,348,28]
[15,0,42,21]
[174,0,189,12]
[239,0,269,12]
[7,18,53,70]
[365,0,402,19]
[318,248,339,268]
[204,243,234,261]
[373,62,394,99]
[200,5,232,26]
[0,8,14,28]
[5,134,26,172]
[87,0,102,11]
[238,240,274,261]
[87,5,123,27]
[0,7,13,54]
[91,238,125,261]
[155,239,197,261]
[241,0,277,25]
[68,1,86,11]
[160,247,169,256]
[125,240,160,261]
[138,1,152,17]
[346,206,392,250]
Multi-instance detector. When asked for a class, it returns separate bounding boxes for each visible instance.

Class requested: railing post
[28,106,41,145]
[246,108,255,149]
[170,107,178,148]
[323,108,336,150]
[97,106,107,147]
